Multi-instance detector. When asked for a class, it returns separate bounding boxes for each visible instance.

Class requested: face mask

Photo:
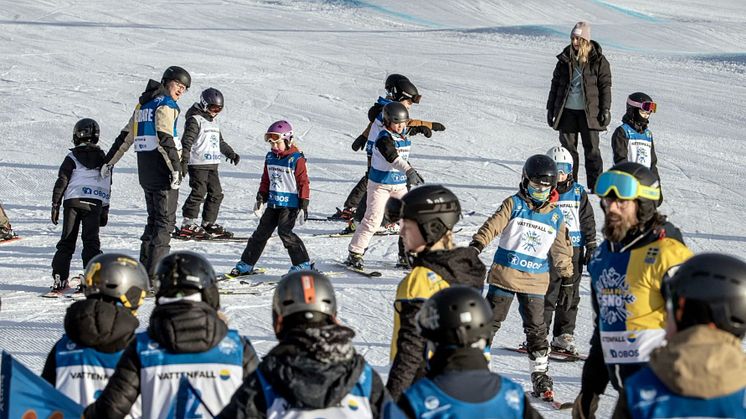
[527,184,550,202]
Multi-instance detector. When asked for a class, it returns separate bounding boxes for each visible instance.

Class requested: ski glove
[51,203,60,225]
[170,171,181,190]
[598,109,611,127]
[431,122,446,132]
[408,125,432,138]
[351,134,367,151]
[468,240,485,254]
[100,206,109,227]
[226,153,240,165]
[297,199,309,225]
[253,192,266,217]
[99,163,113,179]
[406,168,424,186]
[557,278,575,311]
[583,242,597,266]
[180,161,188,177]
[547,109,555,127]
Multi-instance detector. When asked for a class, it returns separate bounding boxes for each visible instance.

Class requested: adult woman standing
[547,22,612,192]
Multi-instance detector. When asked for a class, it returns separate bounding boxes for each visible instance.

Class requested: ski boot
[395,254,410,269]
[288,261,317,273]
[178,223,206,238]
[345,251,364,270]
[379,222,400,235]
[203,223,233,239]
[329,207,355,221]
[228,261,255,278]
[551,333,579,357]
[531,371,555,401]
[341,220,357,235]
[0,224,17,241]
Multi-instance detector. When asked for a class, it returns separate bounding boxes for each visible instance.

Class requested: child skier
[330,74,445,223]
[49,118,111,296]
[178,87,240,239]
[229,120,312,276]
[469,154,574,401]
[612,92,659,181]
[384,185,486,401]
[345,102,425,270]
[399,286,542,418]
[543,146,597,356]
[42,253,149,415]
[0,201,18,241]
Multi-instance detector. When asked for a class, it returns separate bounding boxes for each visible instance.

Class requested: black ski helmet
[161,66,191,89]
[83,253,150,311]
[73,118,100,145]
[389,78,421,103]
[199,87,224,112]
[385,74,409,96]
[153,251,219,309]
[521,154,558,190]
[601,162,661,225]
[626,92,655,125]
[417,286,492,347]
[386,185,461,246]
[272,271,337,336]
[664,253,746,338]
[382,101,409,126]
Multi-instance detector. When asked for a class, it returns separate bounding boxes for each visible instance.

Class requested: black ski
[172,233,247,242]
[502,345,587,362]
[0,236,22,245]
[336,262,382,277]
[217,268,268,282]
[527,391,572,410]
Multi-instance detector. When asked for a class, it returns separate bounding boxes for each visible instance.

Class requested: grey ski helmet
[382,101,409,126]
[272,271,337,334]
[417,286,493,347]
[385,185,461,246]
[73,118,100,145]
[153,251,220,309]
[161,66,191,89]
[83,253,150,311]
[664,253,746,338]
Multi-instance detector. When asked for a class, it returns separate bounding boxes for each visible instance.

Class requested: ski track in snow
[2,1,746,416]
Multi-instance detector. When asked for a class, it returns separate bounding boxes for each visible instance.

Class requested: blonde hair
[572,37,591,66]
[434,230,456,251]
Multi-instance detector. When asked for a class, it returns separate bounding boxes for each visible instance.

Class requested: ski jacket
[612,114,659,181]
[613,326,746,419]
[580,220,692,402]
[217,324,389,418]
[103,80,181,190]
[363,98,434,158]
[387,247,486,401]
[83,300,258,419]
[52,144,110,210]
[471,192,574,295]
[180,103,237,169]
[369,129,411,186]
[555,180,596,248]
[547,41,612,131]
[399,347,542,419]
[42,299,140,412]
[258,145,309,208]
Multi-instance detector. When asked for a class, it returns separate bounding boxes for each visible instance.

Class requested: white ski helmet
[546,146,573,176]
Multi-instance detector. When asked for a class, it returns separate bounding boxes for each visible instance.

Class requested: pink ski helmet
[265,120,294,146]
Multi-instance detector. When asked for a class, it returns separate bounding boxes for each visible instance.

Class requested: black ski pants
[486,285,549,355]
[544,247,584,338]
[140,188,178,276]
[182,166,224,225]
[558,109,603,192]
[52,204,102,281]
[241,207,309,266]
[344,174,368,210]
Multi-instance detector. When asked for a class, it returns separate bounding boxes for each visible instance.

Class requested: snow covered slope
[1,1,745,416]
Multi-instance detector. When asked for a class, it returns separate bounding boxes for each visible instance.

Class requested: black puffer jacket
[83,301,258,419]
[386,247,486,401]
[179,103,237,173]
[398,347,543,419]
[547,40,612,131]
[52,144,107,209]
[41,299,139,385]
[218,324,389,418]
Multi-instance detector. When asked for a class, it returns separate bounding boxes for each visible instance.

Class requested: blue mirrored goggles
[595,170,660,201]
[556,162,572,175]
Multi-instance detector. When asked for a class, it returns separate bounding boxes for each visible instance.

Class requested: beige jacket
[472,194,574,295]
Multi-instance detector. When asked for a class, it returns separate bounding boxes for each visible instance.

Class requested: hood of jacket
[557,40,604,64]
[186,102,214,122]
[649,325,746,398]
[139,79,170,105]
[64,299,139,353]
[69,144,105,170]
[260,324,365,409]
[147,300,228,353]
[414,247,486,289]
[622,112,648,132]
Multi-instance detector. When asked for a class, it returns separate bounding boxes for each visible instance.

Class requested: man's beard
[603,213,637,242]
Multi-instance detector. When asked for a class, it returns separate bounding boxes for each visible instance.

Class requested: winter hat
[571,21,591,42]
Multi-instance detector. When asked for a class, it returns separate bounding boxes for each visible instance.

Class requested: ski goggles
[595,170,660,201]
[207,104,223,113]
[627,98,657,113]
[264,132,288,143]
[556,162,572,175]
